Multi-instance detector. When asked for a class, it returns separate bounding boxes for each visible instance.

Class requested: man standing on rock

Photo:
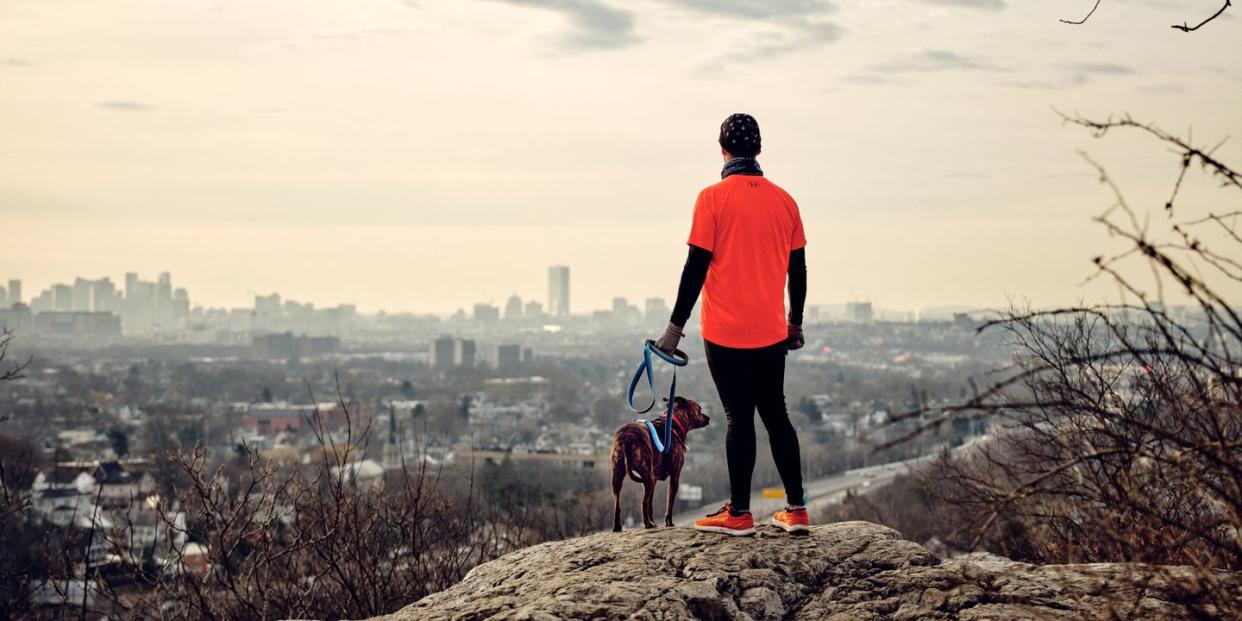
[653,113,809,536]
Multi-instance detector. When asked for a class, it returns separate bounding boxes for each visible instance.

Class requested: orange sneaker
[693,503,756,536]
[772,506,810,533]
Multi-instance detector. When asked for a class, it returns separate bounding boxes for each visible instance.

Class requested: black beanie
[718,113,761,158]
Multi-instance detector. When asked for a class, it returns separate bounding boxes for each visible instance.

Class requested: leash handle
[626,340,688,454]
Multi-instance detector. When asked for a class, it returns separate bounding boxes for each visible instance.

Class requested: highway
[670,436,987,527]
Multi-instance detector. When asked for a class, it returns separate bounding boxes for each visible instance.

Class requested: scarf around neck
[721,157,763,179]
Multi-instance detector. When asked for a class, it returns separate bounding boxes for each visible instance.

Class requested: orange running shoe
[772,506,810,533]
[693,503,756,536]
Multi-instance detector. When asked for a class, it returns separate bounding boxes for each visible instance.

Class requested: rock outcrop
[374,521,1235,620]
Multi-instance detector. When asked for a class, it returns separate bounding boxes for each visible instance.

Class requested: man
[654,112,809,536]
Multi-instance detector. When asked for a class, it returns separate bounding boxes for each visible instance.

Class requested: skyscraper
[645,297,669,321]
[6,280,20,306]
[431,335,456,369]
[548,265,570,318]
[504,294,523,321]
[51,284,74,311]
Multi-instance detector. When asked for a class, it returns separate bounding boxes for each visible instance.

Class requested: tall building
[70,277,119,313]
[524,300,545,320]
[473,303,500,323]
[51,284,74,312]
[456,339,476,367]
[504,295,523,321]
[155,272,173,327]
[846,301,874,323]
[73,278,93,311]
[254,293,282,318]
[431,335,456,369]
[645,297,669,321]
[6,279,20,306]
[94,278,119,313]
[0,285,6,309]
[496,344,522,371]
[548,265,570,317]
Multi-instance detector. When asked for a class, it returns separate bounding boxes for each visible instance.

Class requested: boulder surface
[373,521,1235,620]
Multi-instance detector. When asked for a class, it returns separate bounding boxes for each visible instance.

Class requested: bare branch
[1172,0,1232,32]
[1061,0,1102,25]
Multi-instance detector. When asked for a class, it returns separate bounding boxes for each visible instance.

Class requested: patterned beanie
[718,113,761,158]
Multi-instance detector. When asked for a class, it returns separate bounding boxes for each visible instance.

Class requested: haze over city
[4,0,1240,313]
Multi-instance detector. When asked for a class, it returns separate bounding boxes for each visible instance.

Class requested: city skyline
[4,1,1240,315]
[2,268,985,319]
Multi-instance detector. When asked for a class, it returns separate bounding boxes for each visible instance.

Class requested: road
[670,436,988,527]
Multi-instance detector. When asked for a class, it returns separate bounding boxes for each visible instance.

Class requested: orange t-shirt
[687,174,806,349]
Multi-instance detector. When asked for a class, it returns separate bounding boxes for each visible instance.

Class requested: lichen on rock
[371,521,1237,621]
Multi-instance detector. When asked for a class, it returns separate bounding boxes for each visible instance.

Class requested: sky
[2,0,1240,314]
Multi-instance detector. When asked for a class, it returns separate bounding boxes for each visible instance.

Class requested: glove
[654,322,684,354]
[786,322,805,351]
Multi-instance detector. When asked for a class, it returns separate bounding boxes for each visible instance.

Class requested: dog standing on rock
[611,396,710,531]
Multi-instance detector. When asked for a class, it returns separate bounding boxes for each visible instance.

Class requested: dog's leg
[611,452,626,532]
[664,473,679,527]
[641,480,656,529]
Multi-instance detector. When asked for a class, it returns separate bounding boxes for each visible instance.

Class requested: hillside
[372,521,1234,620]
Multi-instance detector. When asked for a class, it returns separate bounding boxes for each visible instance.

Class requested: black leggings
[704,339,804,511]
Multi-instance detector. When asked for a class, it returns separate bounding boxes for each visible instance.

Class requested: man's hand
[786,322,805,351]
[654,322,684,354]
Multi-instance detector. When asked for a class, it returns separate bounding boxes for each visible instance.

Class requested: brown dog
[611,396,710,531]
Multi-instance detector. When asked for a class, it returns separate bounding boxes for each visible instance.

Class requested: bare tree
[1060,0,1232,31]
[878,111,1242,618]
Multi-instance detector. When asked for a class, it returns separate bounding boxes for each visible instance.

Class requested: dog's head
[671,396,710,430]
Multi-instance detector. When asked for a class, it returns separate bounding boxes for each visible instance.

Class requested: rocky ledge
[373,521,1236,620]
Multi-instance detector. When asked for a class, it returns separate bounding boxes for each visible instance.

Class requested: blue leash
[626,339,689,454]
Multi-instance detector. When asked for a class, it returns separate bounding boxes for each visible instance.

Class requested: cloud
[868,49,1006,74]
[95,100,156,112]
[2,57,34,67]
[660,0,837,22]
[668,0,844,75]
[843,49,1005,84]
[1003,62,1136,90]
[477,0,638,50]
[916,0,1006,8]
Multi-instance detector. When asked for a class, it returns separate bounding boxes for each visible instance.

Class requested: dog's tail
[612,439,644,485]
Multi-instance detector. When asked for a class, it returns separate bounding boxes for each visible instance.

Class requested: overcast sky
[2,0,1240,314]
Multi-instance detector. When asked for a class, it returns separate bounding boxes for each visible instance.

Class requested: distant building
[454,442,608,471]
[255,293,282,317]
[51,284,73,312]
[473,303,500,323]
[0,285,6,308]
[496,344,522,371]
[524,299,545,321]
[0,305,33,333]
[431,335,456,369]
[504,295,523,321]
[846,302,874,323]
[34,312,122,338]
[252,332,340,358]
[7,279,20,306]
[71,277,120,313]
[644,297,669,321]
[430,335,482,368]
[457,339,476,367]
[548,265,570,317]
[244,403,308,435]
[611,297,641,324]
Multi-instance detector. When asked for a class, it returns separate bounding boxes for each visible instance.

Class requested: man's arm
[787,248,807,349]
[788,248,806,325]
[654,245,712,353]
[671,245,712,327]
